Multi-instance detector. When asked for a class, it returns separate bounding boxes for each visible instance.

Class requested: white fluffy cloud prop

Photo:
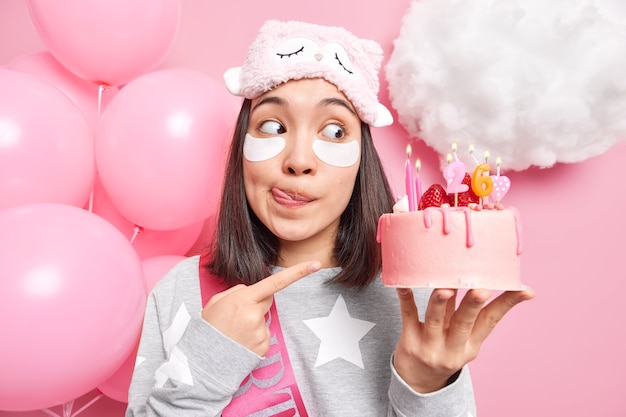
[386,0,626,171]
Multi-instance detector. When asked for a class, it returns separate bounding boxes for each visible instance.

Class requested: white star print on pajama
[154,303,194,387]
[303,294,376,368]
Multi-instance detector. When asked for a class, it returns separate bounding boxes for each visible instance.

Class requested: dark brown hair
[204,99,395,288]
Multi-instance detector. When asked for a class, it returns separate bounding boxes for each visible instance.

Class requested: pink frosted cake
[377,205,523,290]
[377,166,524,290]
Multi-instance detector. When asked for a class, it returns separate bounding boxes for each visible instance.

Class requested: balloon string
[71,392,103,417]
[39,393,102,417]
[87,187,94,213]
[130,225,143,244]
[97,84,105,119]
[90,83,108,215]
[62,400,74,417]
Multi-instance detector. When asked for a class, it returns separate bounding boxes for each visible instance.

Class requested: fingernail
[308,261,321,273]
[397,288,412,296]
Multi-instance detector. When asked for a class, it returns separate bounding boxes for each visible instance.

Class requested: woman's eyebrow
[252,95,357,116]
[252,96,285,111]
[320,97,357,116]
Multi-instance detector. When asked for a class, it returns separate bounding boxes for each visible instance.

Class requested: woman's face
[243,78,362,263]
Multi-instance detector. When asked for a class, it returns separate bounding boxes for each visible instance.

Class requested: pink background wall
[1,1,625,416]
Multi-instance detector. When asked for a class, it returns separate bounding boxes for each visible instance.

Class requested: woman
[126,20,534,416]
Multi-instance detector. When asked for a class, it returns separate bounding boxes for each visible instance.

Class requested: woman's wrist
[392,352,462,393]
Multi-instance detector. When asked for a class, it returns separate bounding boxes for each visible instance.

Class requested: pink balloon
[96,69,239,230]
[0,69,95,211]
[97,255,186,403]
[91,177,203,259]
[96,341,140,404]
[0,203,146,411]
[26,0,180,86]
[4,51,119,131]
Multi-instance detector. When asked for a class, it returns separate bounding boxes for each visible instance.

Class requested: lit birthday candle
[451,141,459,161]
[405,144,416,211]
[415,159,422,204]
[471,162,493,201]
[471,149,494,203]
[491,156,511,206]
[443,152,468,207]
[469,143,480,165]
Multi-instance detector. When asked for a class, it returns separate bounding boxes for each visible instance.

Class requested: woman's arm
[125,275,261,416]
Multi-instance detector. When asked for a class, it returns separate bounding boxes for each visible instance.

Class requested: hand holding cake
[393,285,535,393]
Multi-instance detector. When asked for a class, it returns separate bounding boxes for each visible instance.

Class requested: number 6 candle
[471,163,494,201]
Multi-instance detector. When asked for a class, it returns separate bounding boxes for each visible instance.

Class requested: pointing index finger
[250,260,321,302]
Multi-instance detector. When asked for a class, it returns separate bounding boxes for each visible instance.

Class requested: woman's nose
[282,134,317,175]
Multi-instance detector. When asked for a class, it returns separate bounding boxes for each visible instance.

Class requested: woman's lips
[271,187,314,206]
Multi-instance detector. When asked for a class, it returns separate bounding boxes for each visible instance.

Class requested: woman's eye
[321,124,345,140]
[259,120,286,135]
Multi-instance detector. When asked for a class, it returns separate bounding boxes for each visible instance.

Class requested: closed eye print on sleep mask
[243,134,360,167]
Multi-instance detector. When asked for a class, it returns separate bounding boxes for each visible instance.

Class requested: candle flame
[496,156,502,167]
[406,144,412,158]
[451,142,459,161]
[468,143,481,164]
[415,159,421,172]
[484,149,490,162]
[446,153,452,163]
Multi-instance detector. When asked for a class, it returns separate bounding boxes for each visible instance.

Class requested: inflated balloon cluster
[0,0,238,412]
[386,0,626,172]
